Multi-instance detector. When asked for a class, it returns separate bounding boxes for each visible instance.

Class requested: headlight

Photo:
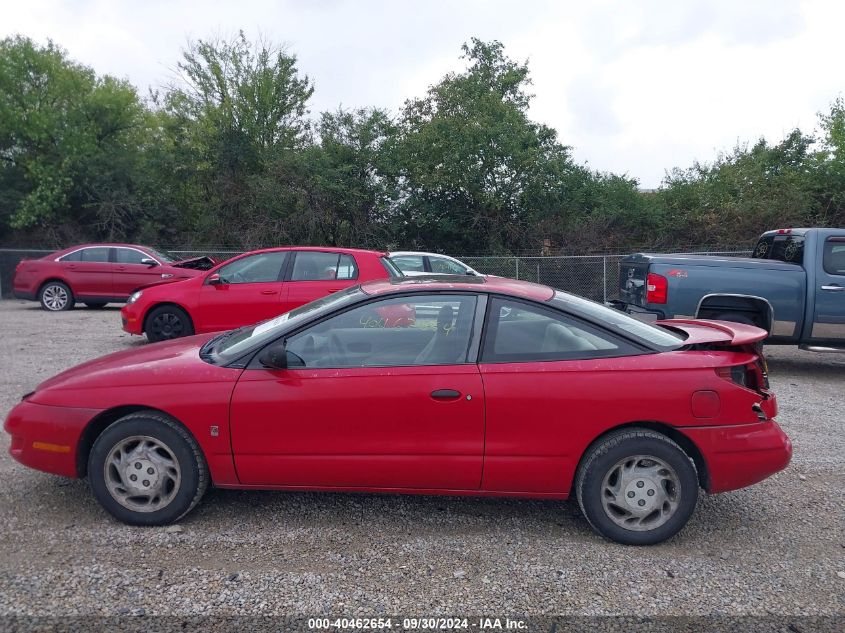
[127,291,143,305]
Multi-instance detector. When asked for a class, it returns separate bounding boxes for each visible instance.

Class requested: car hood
[33,333,224,394]
[657,319,767,346]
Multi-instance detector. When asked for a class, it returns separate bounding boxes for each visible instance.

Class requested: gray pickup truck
[611,227,845,352]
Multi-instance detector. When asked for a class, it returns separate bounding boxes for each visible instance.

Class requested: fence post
[515,257,519,280]
[602,256,607,303]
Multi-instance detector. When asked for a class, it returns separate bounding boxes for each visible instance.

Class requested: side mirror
[465,270,477,276]
[141,258,158,267]
[258,342,288,370]
[207,273,223,285]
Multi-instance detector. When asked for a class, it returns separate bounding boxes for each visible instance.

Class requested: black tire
[145,305,194,342]
[87,412,208,526]
[713,312,756,327]
[84,302,108,309]
[38,281,74,311]
[575,429,699,545]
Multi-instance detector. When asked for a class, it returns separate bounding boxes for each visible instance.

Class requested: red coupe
[120,246,400,342]
[13,243,215,311]
[5,276,791,544]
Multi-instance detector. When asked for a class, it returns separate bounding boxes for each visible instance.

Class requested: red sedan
[5,276,791,545]
[120,246,399,342]
[13,243,215,311]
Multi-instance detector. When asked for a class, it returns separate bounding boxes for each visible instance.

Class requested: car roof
[389,251,463,260]
[360,274,554,301]
[233,246,388,257]
[57,243,155,251]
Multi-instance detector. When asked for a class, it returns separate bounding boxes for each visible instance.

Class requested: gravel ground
[0,300,843,617]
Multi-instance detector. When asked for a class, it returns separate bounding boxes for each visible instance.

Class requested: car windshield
[207,286,364,364]
[147,248,176,264]
[552,291,686,349]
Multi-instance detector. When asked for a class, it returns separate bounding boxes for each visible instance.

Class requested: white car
[389,251,482,277]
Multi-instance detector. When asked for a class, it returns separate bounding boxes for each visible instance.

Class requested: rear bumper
[4,400,101,478]
[607,299,665,321]
[681,420,792,493]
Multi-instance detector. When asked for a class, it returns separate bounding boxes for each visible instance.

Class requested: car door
[477,296,644,494]
[280,251,360,314]
[229,293,485,489]
[810,234,845,344]
[197,251,289,332]
[58,247,114,298]
[112,247,163,296]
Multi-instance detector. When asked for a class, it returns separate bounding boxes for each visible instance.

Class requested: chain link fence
[0,247,752,303]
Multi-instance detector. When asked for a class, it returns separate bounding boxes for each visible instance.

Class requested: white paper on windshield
[252,313,290,336]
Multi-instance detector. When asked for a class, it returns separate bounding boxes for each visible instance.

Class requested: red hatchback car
[13,244,214,311]
[121,246,398,342]
[6,276,791,545]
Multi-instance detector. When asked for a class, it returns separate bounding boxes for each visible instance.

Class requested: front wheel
[39,282,74,311]
[145,305,194,342]
[575,429,699,545]
[88,412,208,525]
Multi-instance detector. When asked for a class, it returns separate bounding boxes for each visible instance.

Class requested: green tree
[160,32,315,244]
[0,35,149,241]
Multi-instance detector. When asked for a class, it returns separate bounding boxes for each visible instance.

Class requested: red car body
[13,243,214,308]
[6,275,791,541]
[120,246,396,340]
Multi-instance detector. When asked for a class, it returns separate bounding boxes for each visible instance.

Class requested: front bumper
[681,419,792,493]
[120,305,144,335]
[4,400,102,478]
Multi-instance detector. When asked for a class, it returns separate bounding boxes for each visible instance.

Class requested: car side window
[217,252,287,284]
[291,252,358,281]
[822,238,845,275]
[391,255,425,273]
[481,297,638,363]
[429,256,468,275]
[284,294,477,368]
[115,248,149,264]
[80,247,111,263]
[59,250,82,262]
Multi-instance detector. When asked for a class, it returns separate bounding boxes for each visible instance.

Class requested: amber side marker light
[32,442,71,454]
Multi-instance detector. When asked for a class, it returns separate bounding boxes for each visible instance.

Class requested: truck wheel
[39,282,74,311]
[713,312,756,327]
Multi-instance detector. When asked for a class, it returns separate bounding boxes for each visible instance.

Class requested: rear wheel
[575,429,699,545]
[84,302,108,309]
[87,412,208,525]
[39,282,74,311]
[145,305,194,342]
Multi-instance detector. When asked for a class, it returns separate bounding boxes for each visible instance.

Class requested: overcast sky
[4,0,844,187]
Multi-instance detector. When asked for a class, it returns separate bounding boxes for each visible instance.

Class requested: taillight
[716,362,769,393]
[716,365,748,387]
[646,272,668,304]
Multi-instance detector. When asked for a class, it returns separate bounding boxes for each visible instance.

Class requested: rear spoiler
[656,319,767,346]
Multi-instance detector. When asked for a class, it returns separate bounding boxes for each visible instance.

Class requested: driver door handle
[260,289,278,295]
[431,389,461,400]
[821,284,843,292]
